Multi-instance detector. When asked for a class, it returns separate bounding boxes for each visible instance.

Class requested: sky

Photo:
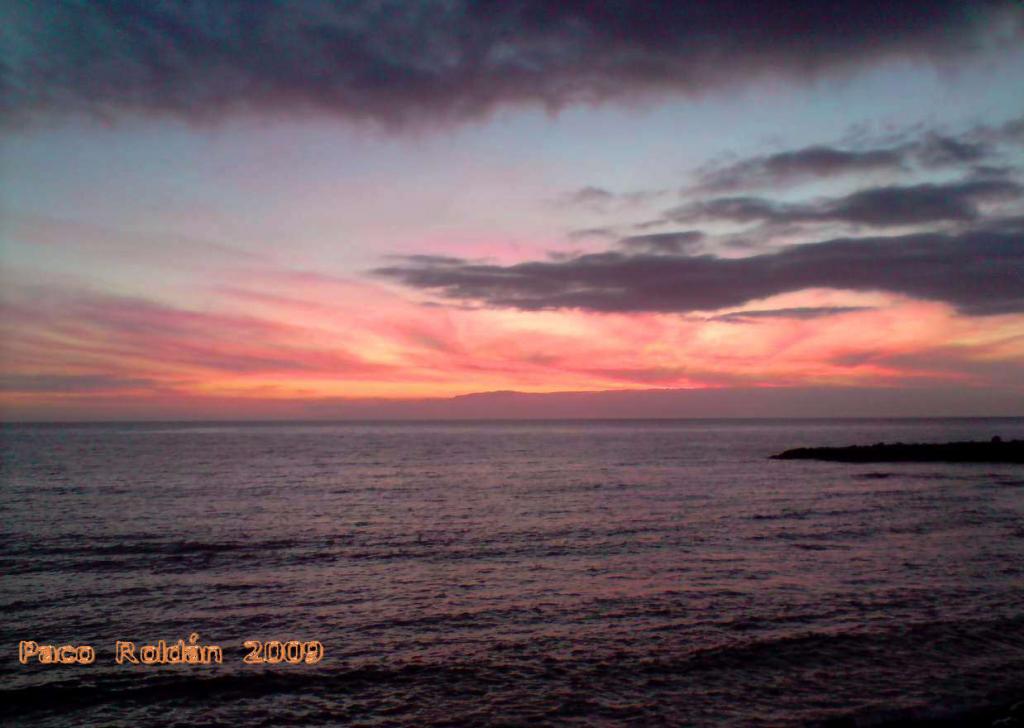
[2,0,1024,420]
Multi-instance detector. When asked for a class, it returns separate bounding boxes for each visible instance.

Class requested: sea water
[2,418,1023,726]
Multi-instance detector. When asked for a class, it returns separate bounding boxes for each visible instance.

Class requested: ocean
[2,418,1023,726]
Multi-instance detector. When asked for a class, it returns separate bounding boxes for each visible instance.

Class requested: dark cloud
[561,186,665,212]
[915,133,989,168]
[564,186,616,208]
[568,227,619,241]
[618,231,704,254]
[671,179,1022,227]
[1002,117,1024,144]
[382,254,468,266]
[694,147,905,192]
[688,119,1024,193]
[968,164,1017,181]
[633,219,669,231]
[374,227,1024,315]
[978,214,1024,234]
[673,197,784,224]
[708,306,874,323]
[966,115,1024,148]
[2,1,1020,127]
[0,374,159,394]
[817,179,1020,226]
[620,190,667,206]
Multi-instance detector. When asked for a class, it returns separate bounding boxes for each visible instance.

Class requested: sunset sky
[2,1,1024,420]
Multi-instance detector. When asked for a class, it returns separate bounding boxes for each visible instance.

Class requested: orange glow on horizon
[3,261,1023,421]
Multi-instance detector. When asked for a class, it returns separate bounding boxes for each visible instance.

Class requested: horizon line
[4,415,1024,426]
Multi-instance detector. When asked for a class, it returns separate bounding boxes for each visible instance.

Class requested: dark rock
[770,440,1024,463]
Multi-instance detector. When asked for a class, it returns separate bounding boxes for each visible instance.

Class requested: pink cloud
[3,269,1023,420]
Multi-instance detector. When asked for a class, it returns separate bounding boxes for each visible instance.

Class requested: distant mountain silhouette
[298,386,1024,420]
[8,385,1024,422]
